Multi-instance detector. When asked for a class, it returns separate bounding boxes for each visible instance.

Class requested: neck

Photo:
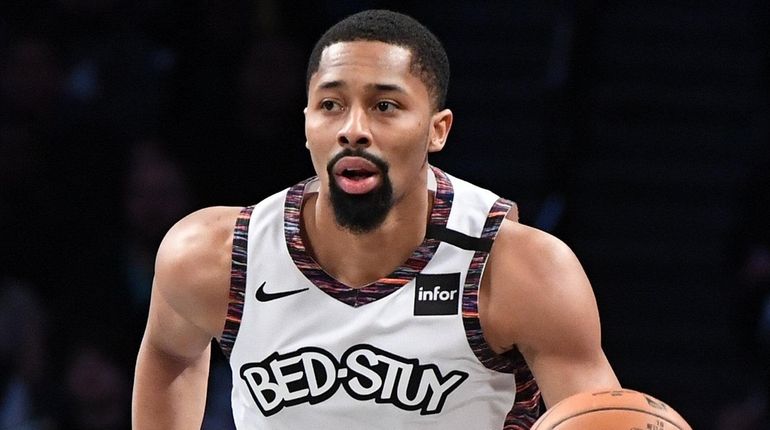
[302,183,432,288]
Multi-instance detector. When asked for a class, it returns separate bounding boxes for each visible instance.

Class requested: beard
[327,148,393,234]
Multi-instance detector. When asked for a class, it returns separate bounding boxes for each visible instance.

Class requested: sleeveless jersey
[219,166,540,429]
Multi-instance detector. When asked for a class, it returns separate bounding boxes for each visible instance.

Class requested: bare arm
[132,206,241,429]
[481,221,620,407]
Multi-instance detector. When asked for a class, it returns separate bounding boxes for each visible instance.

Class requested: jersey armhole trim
[461,197,516,372]
[219,205,254,360]
[461,197,542,427]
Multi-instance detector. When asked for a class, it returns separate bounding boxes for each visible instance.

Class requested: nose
[336,105,372,147]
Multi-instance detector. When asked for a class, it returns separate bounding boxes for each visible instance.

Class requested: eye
[375,101,397,112]
[321,100,341,111]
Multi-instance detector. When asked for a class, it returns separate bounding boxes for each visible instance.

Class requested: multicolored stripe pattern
[501,348,541,429]
[284,166,453,307]
[461,198,542,429]
[219,205,253,359]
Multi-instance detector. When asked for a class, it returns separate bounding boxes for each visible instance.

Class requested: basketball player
[132,9,620,429]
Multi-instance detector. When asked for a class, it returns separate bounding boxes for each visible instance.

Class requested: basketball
[531,389,692,430]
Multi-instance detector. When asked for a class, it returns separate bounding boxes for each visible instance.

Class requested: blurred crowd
[718,154,770,430]
[0,0,330,428]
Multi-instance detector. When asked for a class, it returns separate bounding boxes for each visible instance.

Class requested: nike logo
[255,282,309,302]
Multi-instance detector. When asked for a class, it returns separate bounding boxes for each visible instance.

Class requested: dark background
[1,1,769,429]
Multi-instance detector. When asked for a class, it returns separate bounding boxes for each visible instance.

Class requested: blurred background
[1,0,769,429]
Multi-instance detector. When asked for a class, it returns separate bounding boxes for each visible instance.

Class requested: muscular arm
[481,220,620,407]
[132,206,241,429]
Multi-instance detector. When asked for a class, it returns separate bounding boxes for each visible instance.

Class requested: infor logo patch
[414,273,461,316]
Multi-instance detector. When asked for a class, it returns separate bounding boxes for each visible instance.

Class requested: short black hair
[306,9,449,110]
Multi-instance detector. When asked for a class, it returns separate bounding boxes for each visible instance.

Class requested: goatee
[327,148,393,234]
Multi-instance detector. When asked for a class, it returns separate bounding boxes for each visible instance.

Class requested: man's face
[305,40,450,233]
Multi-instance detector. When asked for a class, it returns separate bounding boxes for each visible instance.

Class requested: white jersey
[219,166,540,429]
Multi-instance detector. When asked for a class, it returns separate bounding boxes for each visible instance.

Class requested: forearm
[527,348,620,408]
[132,338,212,429]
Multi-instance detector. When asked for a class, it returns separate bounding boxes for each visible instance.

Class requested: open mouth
[333,157,382,194]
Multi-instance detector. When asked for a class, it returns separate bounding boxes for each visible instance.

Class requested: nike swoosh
[255,282,309,302]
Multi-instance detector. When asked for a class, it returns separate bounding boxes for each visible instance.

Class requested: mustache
[326,148,389,175]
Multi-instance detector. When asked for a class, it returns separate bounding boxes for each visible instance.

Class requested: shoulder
[156,206,243,273]
[153,206,243,336]
[483,220,597,351]
[491,220,581,280]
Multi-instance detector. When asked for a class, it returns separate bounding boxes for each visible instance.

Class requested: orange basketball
[531,389,692,430]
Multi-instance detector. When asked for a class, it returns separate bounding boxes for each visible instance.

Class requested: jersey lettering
[240,344,469,417]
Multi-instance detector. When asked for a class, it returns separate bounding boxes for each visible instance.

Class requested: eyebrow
[367,83,406,94]
[318,80,344,90]
[316,80,407,94]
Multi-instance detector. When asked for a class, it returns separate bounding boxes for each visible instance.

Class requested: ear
[304,108,310,150]
[428,109,452,153]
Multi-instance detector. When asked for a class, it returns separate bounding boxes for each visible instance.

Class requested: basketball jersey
[219,166,540,429]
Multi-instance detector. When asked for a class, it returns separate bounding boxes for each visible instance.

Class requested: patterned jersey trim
[501,348,541,429]
[284,166,453,307]
[460,198,541,428]
[219,205,253,360]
